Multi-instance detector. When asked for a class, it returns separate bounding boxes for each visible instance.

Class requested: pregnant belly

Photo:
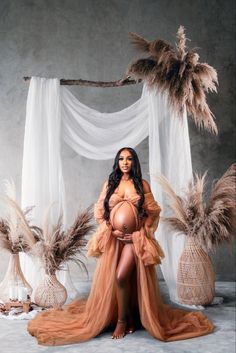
[110,201,140,234]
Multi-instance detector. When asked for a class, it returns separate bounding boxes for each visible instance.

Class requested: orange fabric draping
[27,189,214,345]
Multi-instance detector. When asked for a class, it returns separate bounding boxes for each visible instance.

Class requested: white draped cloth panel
[61,86,149,159]
[21,77,192,302]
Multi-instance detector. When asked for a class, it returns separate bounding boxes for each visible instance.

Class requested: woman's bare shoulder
[142,179,151,193]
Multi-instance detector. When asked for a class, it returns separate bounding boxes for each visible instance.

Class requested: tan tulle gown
[27,189,214,345]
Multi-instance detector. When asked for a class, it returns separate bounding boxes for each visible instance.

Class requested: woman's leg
[112,243,136,339]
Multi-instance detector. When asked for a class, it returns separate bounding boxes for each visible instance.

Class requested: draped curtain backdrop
[21,77,192,303]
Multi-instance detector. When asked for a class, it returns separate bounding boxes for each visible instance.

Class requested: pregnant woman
[28,147,214,345]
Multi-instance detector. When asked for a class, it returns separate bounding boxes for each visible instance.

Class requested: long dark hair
[103,147,147,221]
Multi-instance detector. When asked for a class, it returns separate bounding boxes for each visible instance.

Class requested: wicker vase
[32,273,67,308]
[0,253,32,303]
[177,237,215,305]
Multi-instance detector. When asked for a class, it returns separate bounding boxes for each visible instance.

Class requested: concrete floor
[0,281,235,353]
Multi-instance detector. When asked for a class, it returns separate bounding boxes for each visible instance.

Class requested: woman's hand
[118,234,133,244]
[111,230,125,238]
[111,230,133,243]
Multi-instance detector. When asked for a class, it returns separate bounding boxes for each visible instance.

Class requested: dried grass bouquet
[157,164,236,252]
[31,206,95,275]
[127,26,218,134]
[0,180,38,254]
[0,180,39,302]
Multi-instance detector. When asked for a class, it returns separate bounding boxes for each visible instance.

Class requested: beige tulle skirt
[28,234,214,346]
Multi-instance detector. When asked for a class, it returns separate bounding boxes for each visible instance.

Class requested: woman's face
[118,149,133,174]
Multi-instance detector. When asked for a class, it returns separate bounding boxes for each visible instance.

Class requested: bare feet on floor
[112,319,127,339]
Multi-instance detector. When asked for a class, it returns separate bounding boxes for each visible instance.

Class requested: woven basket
[32,273,67,308]
[177,237,215,305]
[0,253,32,303]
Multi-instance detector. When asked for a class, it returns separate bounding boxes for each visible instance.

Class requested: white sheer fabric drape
[21,77,192,303]
[20,77,77,300]
[21,78,65,226]
[61,86,149,159]
[146,87,192,301]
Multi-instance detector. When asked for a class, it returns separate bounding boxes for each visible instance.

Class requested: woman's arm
[131,181,164,265]
[142,179,158,230]
[95,181,125,239]
[142,179,151,193]
[87,181,111,257]
[94,181,108,224]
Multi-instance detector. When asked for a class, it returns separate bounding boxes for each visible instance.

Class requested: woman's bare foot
[112,319,127,339]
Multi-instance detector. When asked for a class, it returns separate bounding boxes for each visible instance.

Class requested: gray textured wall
[0,0,235,282]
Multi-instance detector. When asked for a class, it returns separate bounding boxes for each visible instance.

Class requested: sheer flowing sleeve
[132,192,165,266]
[87,182,112,257]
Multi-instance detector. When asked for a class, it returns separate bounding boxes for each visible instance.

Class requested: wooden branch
[23,76,142,87]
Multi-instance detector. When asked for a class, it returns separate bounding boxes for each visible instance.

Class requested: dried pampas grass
[0,180,37,254]
[31,207,94,275]
[156,164,236,251]
[127,26,218,134]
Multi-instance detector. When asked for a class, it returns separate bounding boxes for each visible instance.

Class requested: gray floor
[0,281,235,353]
